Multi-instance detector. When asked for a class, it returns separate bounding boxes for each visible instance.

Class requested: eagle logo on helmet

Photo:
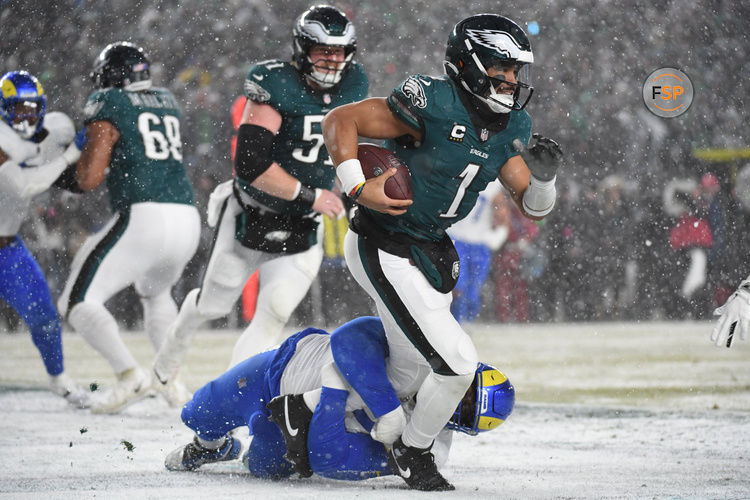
[292,5,357,89]
[466,28,525,59]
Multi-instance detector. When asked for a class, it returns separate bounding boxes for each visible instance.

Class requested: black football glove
[512,133,563,182]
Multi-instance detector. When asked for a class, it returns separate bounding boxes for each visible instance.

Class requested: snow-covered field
[1,321,748,499]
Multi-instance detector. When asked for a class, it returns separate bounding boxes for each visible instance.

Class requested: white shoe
[91,367,152,414]
[152,368,192,408]
[49,373,91,409]
[153,331,190,384]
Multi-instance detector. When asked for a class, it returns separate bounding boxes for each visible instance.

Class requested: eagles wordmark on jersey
[364,74,530,242]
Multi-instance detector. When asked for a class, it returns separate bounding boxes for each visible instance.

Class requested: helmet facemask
[0,71,47,139]
[445,14,535,115]
[306,44,355,88]
[447,362,515,435]
[292,5,357,89]
[474,60,533,114]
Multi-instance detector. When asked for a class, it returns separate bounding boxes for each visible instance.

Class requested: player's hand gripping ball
[357,143,413,200]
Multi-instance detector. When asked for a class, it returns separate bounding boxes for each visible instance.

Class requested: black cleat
[267,394,314,477]
[387,437,455,491]
[165,434,242,471]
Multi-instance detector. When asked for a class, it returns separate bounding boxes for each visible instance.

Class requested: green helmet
[444,14,534,114]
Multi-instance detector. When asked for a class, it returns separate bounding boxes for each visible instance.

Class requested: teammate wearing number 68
[323,14,563,491]
[57,42,201,414]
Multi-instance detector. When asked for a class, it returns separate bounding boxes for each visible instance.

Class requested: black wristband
[297,184,317,206]
[52,163,84,194]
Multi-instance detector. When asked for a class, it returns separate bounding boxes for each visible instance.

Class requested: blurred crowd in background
[1,0,748,329]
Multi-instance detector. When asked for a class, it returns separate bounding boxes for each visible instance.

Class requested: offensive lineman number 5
[138,112,182,161]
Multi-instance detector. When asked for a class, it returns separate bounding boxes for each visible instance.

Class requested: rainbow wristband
[350,182,366,201]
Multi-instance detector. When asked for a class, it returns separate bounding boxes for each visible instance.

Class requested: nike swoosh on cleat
[396,461,411,478]
[283,397,299,437]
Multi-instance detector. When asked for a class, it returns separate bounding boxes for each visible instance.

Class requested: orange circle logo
[642,68,693,118]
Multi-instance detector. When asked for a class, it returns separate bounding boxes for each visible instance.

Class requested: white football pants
[59,202,200,374]
[163,195,323,370]
[343,228,477,449]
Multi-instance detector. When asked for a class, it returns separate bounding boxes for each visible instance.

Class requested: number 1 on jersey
[439,162,481,218]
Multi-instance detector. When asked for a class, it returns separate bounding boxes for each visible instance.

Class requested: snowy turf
[1,321,748,499]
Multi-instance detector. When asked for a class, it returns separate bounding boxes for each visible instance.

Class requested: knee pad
[256,273,310,323]
[453,334,479,376]
[210,251,249,289]
[291,244,324,279]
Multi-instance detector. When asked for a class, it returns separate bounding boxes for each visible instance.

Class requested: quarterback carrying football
[323,14,563,490]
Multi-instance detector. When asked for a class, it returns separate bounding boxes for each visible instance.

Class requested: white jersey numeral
[138,112,182,161]
[292,114,328,164]
[439,162,481,218]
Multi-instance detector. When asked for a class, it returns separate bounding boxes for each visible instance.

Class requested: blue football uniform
[0,113,77,377]
[178,317,452,480]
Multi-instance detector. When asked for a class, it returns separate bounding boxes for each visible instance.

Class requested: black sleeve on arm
[235,123,275,184]
[52,164,84,193]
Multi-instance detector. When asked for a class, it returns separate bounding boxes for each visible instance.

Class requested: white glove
[485,225,509,251]
[711,280,750,348]
[369,405,406,444]
[207,179,234,227]
[62,142,81,166]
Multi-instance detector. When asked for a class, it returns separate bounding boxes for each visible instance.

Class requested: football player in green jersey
[323,14,562,491]
[58,42,201,413]
[153,5,369,386]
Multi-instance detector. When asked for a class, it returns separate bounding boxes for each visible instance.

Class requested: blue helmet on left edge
[447,362,515,435]
[0,70,47,139]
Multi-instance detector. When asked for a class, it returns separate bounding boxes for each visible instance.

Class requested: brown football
[357,143,413,200]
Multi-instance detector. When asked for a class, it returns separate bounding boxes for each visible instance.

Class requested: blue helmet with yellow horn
[0,70,47,140]
[447,362,515,435]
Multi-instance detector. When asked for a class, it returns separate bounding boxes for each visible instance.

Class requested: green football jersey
[237,59,369,217]
[362,74,531,242]
[83,87,194,212]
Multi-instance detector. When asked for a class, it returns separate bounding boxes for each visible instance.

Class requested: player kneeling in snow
[164,317,513,490]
